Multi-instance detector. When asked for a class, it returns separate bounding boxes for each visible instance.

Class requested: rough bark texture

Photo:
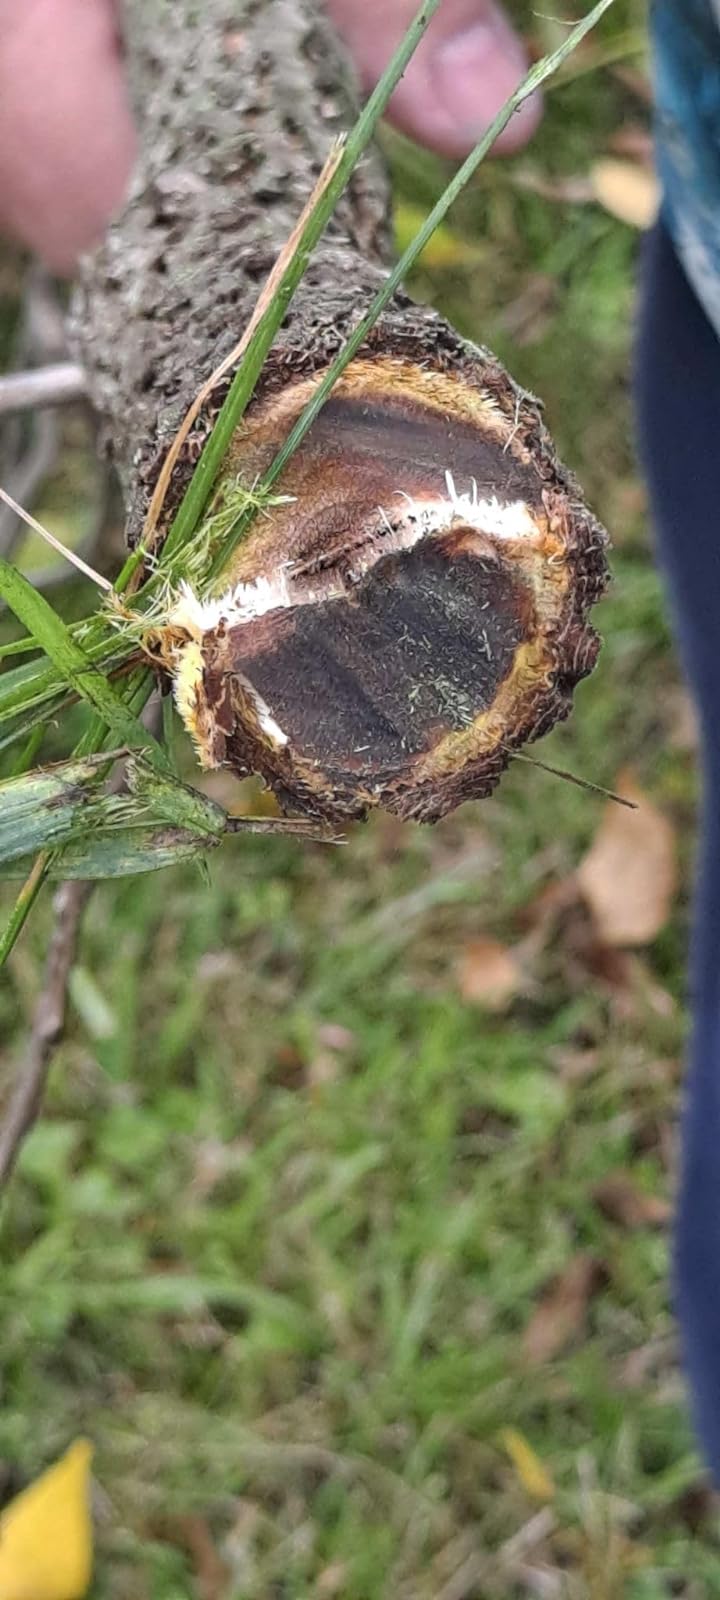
[72,0,610,822]
[73,0,393,544]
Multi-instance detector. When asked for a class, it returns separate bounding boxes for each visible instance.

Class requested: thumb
[0,0,135,273]
[327,0,541,158]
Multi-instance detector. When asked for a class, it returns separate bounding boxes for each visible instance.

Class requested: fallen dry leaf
[607,124,655,163]
[593,1170,671,1229]
[576,774,677,946]
[152,1514,229,1600]
[523,1254,605,1366]
[456,936,521,1011]
[581,945,676,1023]
[591,157,660,229]
[671,1482,719,1534]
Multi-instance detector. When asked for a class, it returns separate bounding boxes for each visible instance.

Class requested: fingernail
[430,17,542,155]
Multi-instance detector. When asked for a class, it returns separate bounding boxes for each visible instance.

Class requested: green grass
[2,2,717,1594]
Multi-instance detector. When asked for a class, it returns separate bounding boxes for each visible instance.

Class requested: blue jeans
[635,220,720,1477]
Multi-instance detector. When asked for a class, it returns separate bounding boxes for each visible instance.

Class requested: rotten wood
[72,0,609,823]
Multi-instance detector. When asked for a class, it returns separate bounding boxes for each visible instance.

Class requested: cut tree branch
[70,0,610,824]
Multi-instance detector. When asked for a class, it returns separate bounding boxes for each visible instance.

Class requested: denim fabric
[652,1,720,336]
[635,221,720,1479]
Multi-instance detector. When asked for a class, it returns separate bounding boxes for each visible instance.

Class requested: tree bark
[73,0,392,544]
[71,0,609,823]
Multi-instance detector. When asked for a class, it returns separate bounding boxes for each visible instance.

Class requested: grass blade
[0,558,164,766]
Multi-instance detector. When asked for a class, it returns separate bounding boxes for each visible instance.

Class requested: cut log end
[159,353,609,823]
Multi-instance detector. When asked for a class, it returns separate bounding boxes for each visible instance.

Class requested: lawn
[2,3,717,1595]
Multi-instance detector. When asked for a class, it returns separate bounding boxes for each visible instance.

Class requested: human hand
[0,0,540,273]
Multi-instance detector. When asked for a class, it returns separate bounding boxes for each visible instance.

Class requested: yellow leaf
[590,158,660,229]
[498,1428,555,1502]
[393,202,484,270]
[0,1440,93,1600]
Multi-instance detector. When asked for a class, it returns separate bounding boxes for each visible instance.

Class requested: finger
[0,0,136,273]
[327,0,541,158]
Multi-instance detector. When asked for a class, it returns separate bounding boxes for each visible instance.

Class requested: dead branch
[0,702,163,1190]
[0,363,87,419]
[0,879,91,1190]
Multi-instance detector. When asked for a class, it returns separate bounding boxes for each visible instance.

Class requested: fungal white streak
[242,679,289,747]
[167,470,538,643]
[442,471,538,540]
[168,571,295,637]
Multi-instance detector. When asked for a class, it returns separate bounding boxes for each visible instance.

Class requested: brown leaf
[671,1482,719,1534]
[582,946,676,1022]
[607,124,654,163]
[591,158,660,229]
[456,936,521,1011]
[152,1515,229,1600]
[318,1564,349,1597]
[610,64,653,105]
[552,1047,601,1084]
[576,773,677,946]
[523,1253,605,1365]
[593,1170,671,1229]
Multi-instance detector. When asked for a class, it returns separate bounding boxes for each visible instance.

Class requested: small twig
[0,487,113,591]
[224,814,341,842]
[0,701,163,1186]
[499,1508,557,1566]
[0,879,91,1190]
[435,1548,492,1600]
[506,747,638,808]
[26,465,121,593]
[0,362,87,419]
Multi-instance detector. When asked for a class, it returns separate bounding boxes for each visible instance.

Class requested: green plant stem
[0,853,52,965]
[0,558,165,767]
[9,724,45,778]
